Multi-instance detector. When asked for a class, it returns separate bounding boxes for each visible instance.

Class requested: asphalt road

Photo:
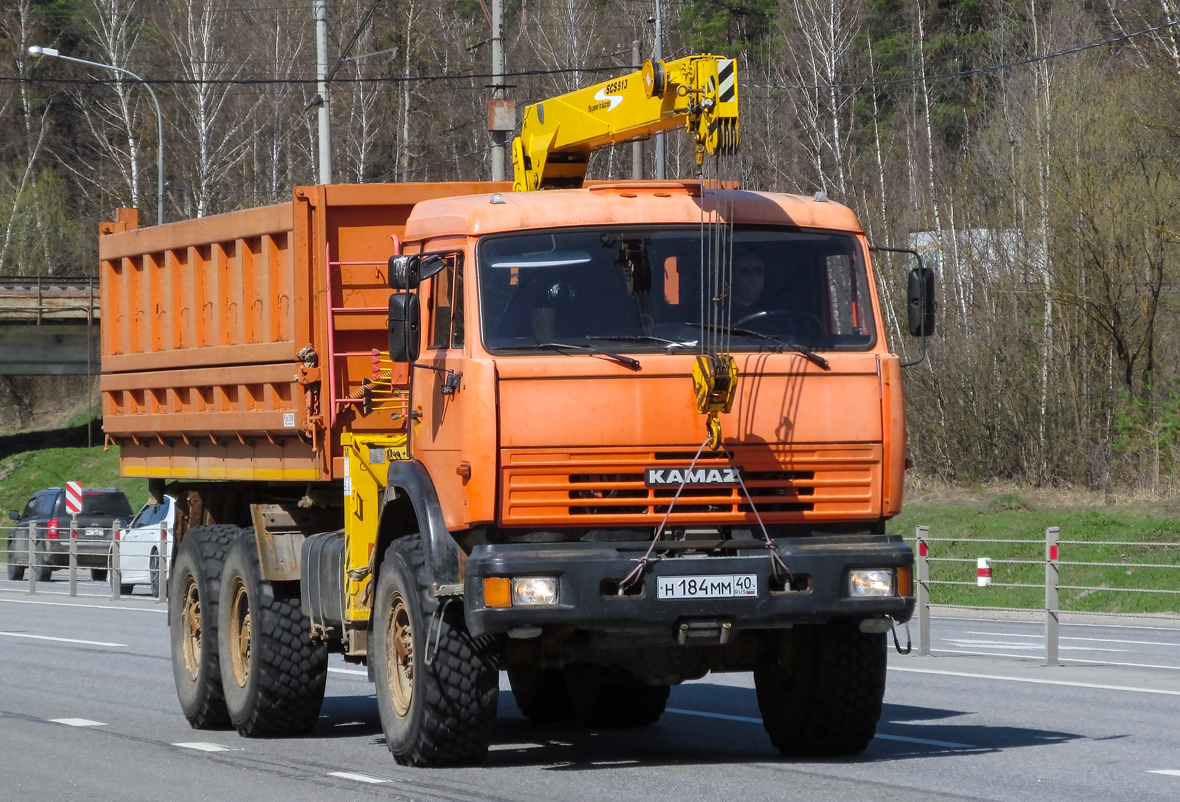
[2,577,1179,802]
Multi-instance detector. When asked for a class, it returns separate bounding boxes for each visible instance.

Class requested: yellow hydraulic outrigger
[511,54,739,192]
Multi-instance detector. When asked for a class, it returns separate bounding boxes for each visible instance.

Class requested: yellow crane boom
[512,54,739,192]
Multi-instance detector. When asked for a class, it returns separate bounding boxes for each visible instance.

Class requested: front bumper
[463,535,914,638]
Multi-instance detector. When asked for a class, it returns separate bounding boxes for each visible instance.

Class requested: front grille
[502,446,880,526]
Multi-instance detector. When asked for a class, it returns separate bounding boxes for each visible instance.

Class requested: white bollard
[977,557,993,587]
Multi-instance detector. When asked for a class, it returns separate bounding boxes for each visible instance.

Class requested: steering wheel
[733,309,824,337]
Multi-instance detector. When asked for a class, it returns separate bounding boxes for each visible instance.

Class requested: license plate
[657,574,757,600]
[85,528,104,538]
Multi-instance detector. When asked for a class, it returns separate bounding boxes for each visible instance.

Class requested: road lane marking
[966,631,1180,648]
[1,632,126,647]
[0,596,166,614]
[945,639,1126,652]
[664,707,973,749]
[328,666,367,676]
[1149,770,1180,776]
[50,718,105,727]
[173,742,241,752]
[891,665,1180,695]
[929,647,1180,671]
[328,771,388,784]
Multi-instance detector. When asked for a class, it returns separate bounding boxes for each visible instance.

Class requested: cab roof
[402,181,864,243]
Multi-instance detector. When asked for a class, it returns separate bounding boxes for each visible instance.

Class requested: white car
[113,495,175,596]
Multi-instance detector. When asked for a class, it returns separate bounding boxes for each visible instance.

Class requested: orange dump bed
[99,182,505,482]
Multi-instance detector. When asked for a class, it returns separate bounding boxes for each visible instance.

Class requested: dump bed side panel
[99,182,505,483]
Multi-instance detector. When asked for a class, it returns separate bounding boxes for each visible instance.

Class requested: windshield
[478,226,875,352]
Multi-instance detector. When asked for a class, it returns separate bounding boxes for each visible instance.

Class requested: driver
[731,252,766,318]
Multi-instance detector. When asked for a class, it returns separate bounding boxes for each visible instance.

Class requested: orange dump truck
[99,179,930,765]
[99,56,935,766]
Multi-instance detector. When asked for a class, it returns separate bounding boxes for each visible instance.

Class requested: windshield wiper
[514,342,642,370]
[687,323,830,370]
[585,334,698,353]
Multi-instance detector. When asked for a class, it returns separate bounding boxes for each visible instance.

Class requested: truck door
[409,252,469,528]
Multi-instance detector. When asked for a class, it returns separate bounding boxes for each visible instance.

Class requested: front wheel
[372,537,500,766]
[217,532,327,736]
[169,524,239,729]
[754,619,887,756]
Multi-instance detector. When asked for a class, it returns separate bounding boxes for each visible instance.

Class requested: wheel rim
[384,591,414,716]
[228,576,251,688]
[180,574,202,681]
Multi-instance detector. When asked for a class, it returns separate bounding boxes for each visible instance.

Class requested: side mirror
[388,293,421,363]
[907,266,936,337]
[388,255,421,290]
[9,510,19,521]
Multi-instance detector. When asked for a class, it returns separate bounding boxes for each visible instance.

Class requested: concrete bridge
[0,277,101,375]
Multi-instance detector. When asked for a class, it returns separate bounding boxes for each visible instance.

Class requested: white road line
[966,630,1180,648]
[173,742,241,752]
[1149,770,1180,777]
[328,771,389,784]
[0,596,166,613]
[663,707,973,749]
[944,639,1126,653]
[1,632,126,647]
[328,666,367,676]
[891,665,1180,695]
[929,647,1180,671]
[50,718,105,727]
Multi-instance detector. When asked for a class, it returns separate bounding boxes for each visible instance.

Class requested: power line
[746,17,1180,93]
[7,64,623,87]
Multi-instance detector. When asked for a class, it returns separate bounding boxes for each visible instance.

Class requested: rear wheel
[507,667,576,722]
[150,551,161,598]
[217,532,327,736]
[754,619,887,756]
[565,666,669,728]
[6,543,24,581]
[169,524,239,729]
[372,537,500,766]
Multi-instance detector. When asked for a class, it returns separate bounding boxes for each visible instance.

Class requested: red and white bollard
[977,557,993,587]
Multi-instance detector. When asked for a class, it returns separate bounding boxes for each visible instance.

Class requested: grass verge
[887,482,1180,616]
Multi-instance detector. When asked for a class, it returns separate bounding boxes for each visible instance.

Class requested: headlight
[849,569,894,597]
[512,576,559,606]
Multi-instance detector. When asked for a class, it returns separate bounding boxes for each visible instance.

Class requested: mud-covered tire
[217,532,328,737]
[565,666,670,728]
[507,667,576,722]
[372,537,500,766]
[754,619,887,756]
[169,524,239,729]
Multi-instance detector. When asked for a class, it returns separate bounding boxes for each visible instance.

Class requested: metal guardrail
[0,276,100,322]
[911,525,1180,664]
[1,520,168,603]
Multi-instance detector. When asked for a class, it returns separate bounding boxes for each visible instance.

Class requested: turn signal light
[484,577,512,608]
[896,566,913,598]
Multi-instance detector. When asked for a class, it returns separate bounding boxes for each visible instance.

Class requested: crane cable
[692,125,740,452]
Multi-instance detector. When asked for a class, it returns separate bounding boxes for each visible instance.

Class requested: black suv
[7,488,133,581]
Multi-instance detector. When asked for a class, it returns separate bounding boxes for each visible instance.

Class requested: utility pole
[488,0,513,182]
[314,0,332,184]
[632,40,642,179]
[653,0,664,179]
